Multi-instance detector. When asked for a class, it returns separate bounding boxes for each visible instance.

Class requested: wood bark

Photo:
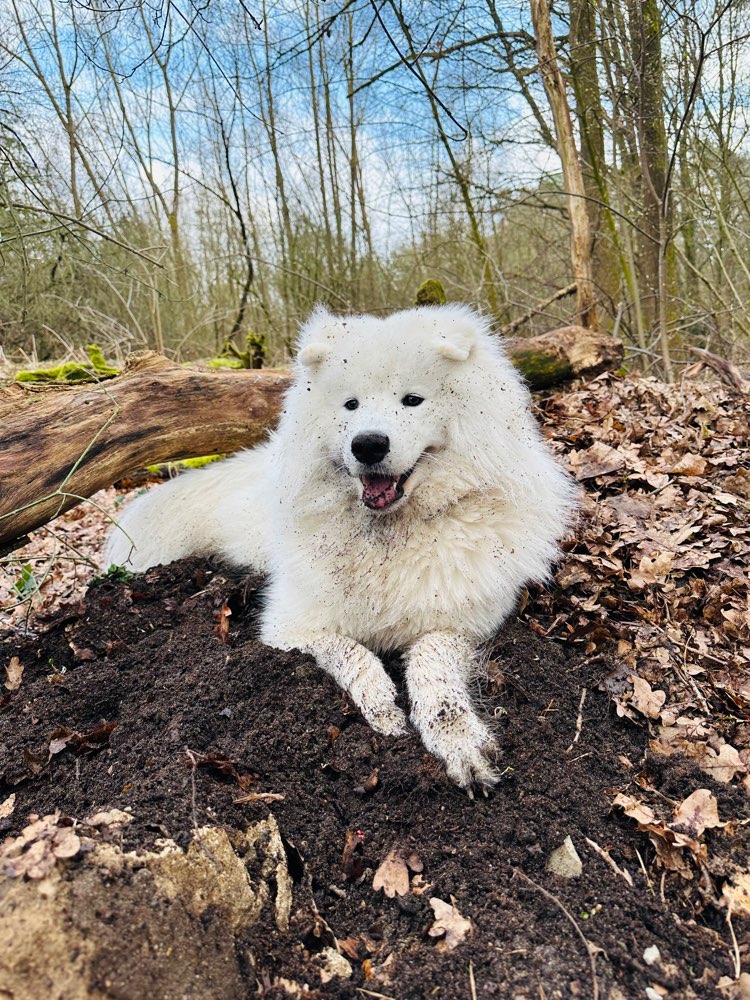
[507,326,622,389]
[627,0,675,379]
[0,353,289,550]
[568,0,619,312]
[0,330,623,548]
[531,0,598,331]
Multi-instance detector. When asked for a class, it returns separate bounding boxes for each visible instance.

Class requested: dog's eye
[344,398,359,411]
[401,394,424,407]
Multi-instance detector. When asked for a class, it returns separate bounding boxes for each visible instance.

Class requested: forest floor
[1,371,749,998]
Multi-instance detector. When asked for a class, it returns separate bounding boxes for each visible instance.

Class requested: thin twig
[513,868,600,1000]
[584,837,634,887]
[469,960,477,1000]
[501,282,578,337]
[634,849,653,893]
[234,792,285,804]
[566,688,587,752]
[727,905,741,980]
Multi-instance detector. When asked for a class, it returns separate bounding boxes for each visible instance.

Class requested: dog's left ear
[433,321,477,362]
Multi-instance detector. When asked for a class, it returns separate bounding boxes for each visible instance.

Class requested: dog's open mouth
[360,467,414,510]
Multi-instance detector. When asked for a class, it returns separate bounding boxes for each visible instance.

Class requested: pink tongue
[361,475,398,509]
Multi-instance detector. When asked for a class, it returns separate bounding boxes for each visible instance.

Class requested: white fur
[105,306,578,789]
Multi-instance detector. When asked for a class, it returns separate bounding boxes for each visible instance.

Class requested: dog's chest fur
[287,491,516,650]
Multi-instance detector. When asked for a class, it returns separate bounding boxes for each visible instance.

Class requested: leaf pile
[0,487,122,631]
[533,373,750,792]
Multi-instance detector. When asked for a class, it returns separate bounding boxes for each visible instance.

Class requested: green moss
[415,279,447,307]
[208,357,245,370]
[510,349,572,390]
[15,344,119,383]
[145,454,225,477]
[85,344,119,375]
[210,330,267,370]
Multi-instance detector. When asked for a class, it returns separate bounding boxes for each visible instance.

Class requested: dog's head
[286,305,526,516]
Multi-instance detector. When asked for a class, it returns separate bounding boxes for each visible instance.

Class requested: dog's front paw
[416,705,500,793]
[349,662,408,737]
[366,701,409,737]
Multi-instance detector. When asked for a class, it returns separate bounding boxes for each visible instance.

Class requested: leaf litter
[533,373,750,804]
[1,369,749,994]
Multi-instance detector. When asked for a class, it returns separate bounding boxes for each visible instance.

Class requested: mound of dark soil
[0,561,740,998]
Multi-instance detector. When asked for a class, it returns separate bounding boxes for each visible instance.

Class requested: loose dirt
[1,559,744,998]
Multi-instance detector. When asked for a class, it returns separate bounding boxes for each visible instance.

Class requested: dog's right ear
[298,342,331,367]
[296,305,335,367]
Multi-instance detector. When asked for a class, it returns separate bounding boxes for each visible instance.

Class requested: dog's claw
[415,705,501,794]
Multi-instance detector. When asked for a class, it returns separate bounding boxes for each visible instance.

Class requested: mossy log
[0,352,289,550]
[507,325,623,389]
[0,327,621,548]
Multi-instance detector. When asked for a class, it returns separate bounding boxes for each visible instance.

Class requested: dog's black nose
[352,432,390,465]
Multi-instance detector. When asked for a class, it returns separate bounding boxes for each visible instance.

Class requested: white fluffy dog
[105,306,576,790]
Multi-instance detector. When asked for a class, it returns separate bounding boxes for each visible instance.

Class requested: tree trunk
[568,0,620,314]
[0,330,622,548]
[531,0,598,331]
[627,0,675,378]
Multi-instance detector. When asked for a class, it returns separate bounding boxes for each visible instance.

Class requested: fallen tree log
[0,327,622,549]
[507,325,622,389]
[0,353,289,552]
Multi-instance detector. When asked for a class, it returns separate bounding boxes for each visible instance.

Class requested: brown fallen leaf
[338,936,362,961]
[700,743,747,783]
[568,441,626,481]
[213,599,232,643]
[49,727,75,756]
[629,551,674,588]
[4,656,23,691]
[670,453,707,477]
[372,848,409,898]
[613,792,708,874]
[672,789,725,837]
[68,641,95,662]
[236,772,256,792]
[75,721,119,752]
[428,897,472,950]
[342,829,366,882]
[629,676,667,720]
[723,871,750,917]
[723,467,750,499]
[187,748,246,783]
